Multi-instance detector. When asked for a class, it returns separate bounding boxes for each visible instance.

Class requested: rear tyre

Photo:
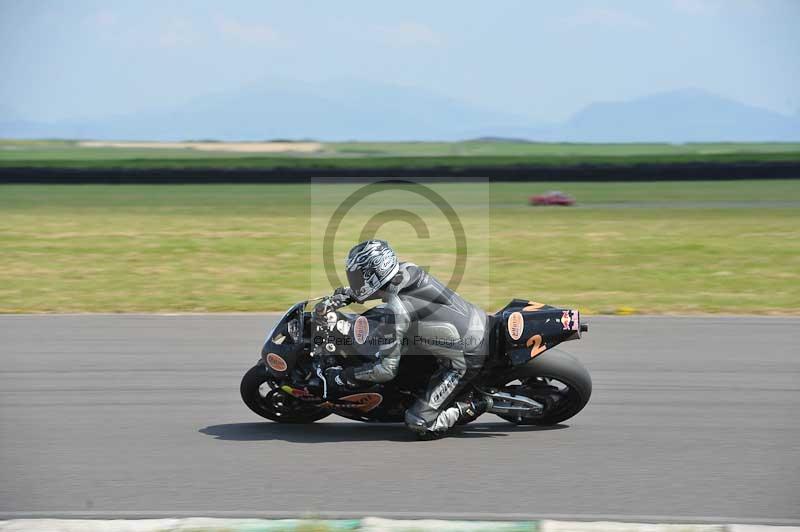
[495,350,591,426]
[240,364,330,423]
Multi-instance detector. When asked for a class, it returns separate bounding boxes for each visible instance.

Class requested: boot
[456,395,493,424]
[411,396,494,440]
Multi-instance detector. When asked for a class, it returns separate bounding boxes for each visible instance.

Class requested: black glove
[313,291,352,326]
[331,287,353,306]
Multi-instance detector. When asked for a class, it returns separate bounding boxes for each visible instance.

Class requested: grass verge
[0,180,798,314]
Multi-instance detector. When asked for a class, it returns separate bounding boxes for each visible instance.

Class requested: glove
[331,287,353,306]
[324,366,357,396]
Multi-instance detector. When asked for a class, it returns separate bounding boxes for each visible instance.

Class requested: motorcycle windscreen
[261,310,303,377]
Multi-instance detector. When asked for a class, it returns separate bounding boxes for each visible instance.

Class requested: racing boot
[412,395,494,440]
[455,395,493,425]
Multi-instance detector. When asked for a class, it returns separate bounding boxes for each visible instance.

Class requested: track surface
[1,315,798,522]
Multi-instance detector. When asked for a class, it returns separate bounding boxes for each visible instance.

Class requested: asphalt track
[1,315,798,523]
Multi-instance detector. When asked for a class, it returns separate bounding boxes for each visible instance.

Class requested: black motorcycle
[241,296,591,429]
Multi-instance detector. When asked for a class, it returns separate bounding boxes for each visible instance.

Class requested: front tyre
[496,349,591,426]
[240,364,330,423]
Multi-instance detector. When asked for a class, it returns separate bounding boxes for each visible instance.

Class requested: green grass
[327,141,800,157]
[2,139,799,168]
[1,180,798,314]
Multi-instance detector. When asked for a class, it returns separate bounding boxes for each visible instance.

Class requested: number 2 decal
[526,334,546,358]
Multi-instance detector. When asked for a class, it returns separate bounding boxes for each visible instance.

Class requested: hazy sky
[1,0,798,123]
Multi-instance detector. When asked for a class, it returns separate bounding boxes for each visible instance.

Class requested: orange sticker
[354,316,369,345]
[337,392,383,412]
[507,311,524,341]
[523,301,545,312]
[266,352,288,372]
[526,334,546,358]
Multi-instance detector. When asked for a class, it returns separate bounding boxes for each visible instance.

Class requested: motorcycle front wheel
[240,364,331,423]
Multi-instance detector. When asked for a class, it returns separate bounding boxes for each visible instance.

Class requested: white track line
[0,512,797,526]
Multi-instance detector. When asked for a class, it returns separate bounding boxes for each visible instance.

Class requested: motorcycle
[240,296,591,429]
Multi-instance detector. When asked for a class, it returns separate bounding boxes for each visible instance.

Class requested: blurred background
[1,0,798,314]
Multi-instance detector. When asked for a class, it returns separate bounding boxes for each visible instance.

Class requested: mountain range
[2,84,798,142]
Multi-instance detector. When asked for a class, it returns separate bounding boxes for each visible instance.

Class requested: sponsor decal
[507,311,524,341]
[354,315,369,344]
[326,311,338,330]
[429,372,460,409]
[280,385,315,399]
[336,319,351,335]
[336,392,383,412]
[561,311,571,331]
[560,310,580,331]
[266,352,288,372]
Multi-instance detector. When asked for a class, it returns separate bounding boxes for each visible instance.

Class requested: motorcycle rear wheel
[240,364,331,423]
[495,350,591,426]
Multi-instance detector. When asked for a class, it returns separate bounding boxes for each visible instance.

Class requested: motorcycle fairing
[261,301,308,378]
[496,299,581,366]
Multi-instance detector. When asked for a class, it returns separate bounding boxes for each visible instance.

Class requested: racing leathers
[342,262,489,435]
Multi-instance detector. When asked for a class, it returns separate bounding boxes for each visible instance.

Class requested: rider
[323,239,492,438]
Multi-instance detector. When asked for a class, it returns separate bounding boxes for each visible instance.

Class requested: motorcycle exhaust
[482,390,544,415]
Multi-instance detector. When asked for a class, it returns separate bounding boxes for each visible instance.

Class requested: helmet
[345,240,399,302]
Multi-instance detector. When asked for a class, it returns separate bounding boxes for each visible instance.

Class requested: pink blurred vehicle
[529,191,575,206]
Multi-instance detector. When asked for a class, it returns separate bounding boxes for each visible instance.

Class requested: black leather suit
[345,262,489,433]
